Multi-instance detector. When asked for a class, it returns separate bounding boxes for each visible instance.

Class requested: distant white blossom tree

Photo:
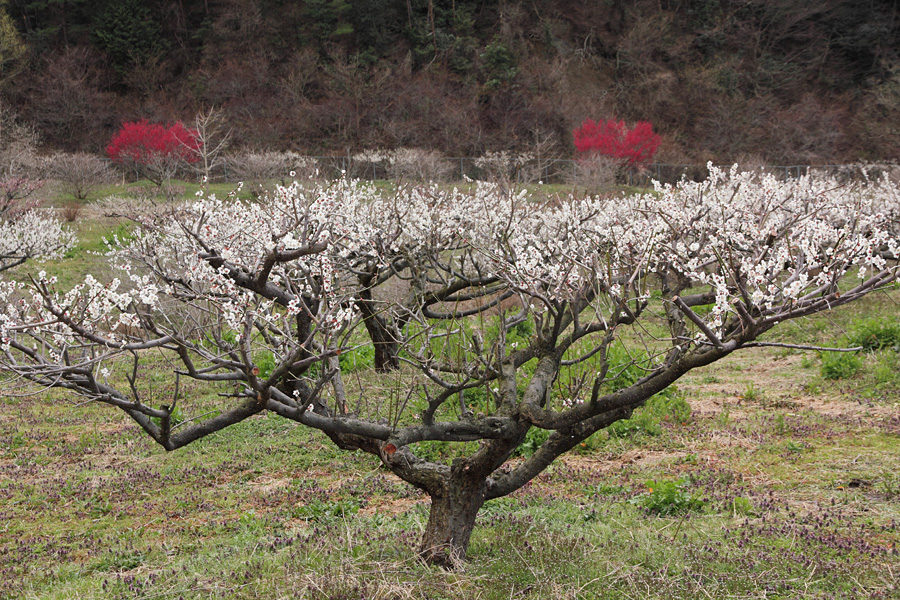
[0,208,75,272]
[0,102,75,270]
[0,175,74,272]
[0,166,898,566]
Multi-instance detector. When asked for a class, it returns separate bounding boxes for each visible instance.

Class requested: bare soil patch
[358,497,426,517]
[562,449,689,474]
[682,349,895,420]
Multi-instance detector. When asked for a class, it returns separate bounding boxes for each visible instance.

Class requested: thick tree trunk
[356,283,400,372]
[419,470,487,567]
[362,315,400,372]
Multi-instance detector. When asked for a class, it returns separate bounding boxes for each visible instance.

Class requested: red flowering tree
[573,119,661,170]
[106,120,202,186]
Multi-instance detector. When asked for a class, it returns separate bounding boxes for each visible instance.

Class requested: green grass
[5,345,900,599]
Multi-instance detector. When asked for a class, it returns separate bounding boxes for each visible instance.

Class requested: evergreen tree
[92,0,167,78]
[0,1,25,85]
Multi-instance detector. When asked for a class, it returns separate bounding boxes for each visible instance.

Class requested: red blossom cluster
[573,118,661,169]
[106,120,202,169]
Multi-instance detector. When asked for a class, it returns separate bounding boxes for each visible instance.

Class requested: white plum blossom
[0,209,76,272]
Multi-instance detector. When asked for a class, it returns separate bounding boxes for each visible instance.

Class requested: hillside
[1,0,898,164]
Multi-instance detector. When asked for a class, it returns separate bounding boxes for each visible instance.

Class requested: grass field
[1,183,899,599]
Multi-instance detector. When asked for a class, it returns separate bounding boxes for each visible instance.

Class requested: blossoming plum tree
[0,105,74,271]
[1,167,898,566]
[0,183,75,272]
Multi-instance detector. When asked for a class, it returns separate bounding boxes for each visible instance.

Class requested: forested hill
[1,0,898,164]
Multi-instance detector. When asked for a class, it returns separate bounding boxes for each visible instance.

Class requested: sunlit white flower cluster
[0,209,76,271]
[1,166,898,380]
[438,164,899,334]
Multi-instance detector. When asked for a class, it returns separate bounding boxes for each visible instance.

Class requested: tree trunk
[361,315,400,372]
[356,290,400,372]
[373,334,400,372]
[419,469,487,567]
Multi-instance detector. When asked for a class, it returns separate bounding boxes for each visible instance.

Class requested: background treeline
[0,0,898,164]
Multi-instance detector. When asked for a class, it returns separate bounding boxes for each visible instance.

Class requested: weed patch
[820,351,862,380]
[632,477,706,515]
[847,317,900,351]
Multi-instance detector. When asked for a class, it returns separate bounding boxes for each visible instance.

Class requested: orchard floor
[2,334,899,599]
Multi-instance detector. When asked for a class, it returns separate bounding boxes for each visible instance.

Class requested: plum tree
[0,179,73,272]
[0,207,75,272]
[0,166,898,566]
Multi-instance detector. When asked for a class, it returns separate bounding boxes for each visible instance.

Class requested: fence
[98,153,896,187]
[215,155,897,187]
[218,156,708,185]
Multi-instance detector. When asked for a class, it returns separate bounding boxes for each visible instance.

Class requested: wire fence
[214,155,897,187]
[98,153,897,187]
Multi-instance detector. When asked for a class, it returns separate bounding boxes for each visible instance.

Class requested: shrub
[45,152,115,200]
[607,389,692,438]
[0,101,40,177]
[0,178,41,217]
[515,427,551,458]
[106,120,201,186]
[474,150,534,183]
[354,148,453,182]
[569,154,618,189]
[225,151,318,190]
[60,202,82,223]
[385,148,453,181]
[633,478,705,515]
[847,317,900,351]
[573,118,661,170]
